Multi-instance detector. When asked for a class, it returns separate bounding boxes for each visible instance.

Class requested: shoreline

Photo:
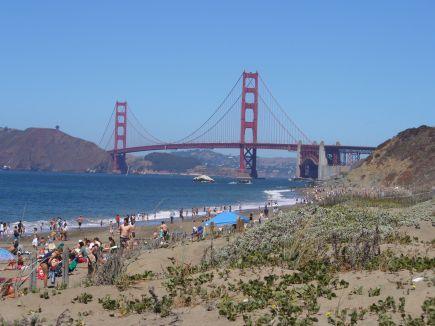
[0,200,301,248]
[0,188,305,237]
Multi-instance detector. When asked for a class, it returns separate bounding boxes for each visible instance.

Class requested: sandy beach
[0,196,433,325]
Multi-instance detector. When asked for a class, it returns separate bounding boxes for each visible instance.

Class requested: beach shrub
[72,292,93,304]
[215,265,344,323]
[127,270,155,282]
[422,297,435,325]
[98,289,173,318]
[99,295,120,311]
[368,287,381,297]
[39,291,49,300]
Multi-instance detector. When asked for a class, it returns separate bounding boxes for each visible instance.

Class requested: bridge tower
[113,101,128,174]
[240,71,259,178]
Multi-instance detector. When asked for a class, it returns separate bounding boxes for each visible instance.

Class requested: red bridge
[100,72,375,179]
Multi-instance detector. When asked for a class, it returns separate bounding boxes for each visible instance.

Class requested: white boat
[193,175,215,183]
[237,177,252,184]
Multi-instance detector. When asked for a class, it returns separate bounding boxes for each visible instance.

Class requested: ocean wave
[263,189,292,201]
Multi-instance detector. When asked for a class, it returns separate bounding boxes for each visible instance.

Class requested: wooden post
[210,222,215,264]
[236,217,244,233]
[62,251,69,288]
[29,256,37,291]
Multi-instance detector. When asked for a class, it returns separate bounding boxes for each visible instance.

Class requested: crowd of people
[0,200,287,293]
[0,221,25,240]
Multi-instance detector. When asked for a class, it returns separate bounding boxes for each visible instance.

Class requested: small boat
[236,177,252,184]
[193,175,215,183]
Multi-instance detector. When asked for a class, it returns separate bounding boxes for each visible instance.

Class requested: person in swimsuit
[119,217,134,249]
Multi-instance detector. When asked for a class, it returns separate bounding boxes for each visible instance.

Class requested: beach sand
[0,205,433,325]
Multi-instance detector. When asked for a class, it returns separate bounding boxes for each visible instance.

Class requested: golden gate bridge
[99,72,374,179]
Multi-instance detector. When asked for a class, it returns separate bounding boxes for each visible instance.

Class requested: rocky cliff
[346,125,434,189]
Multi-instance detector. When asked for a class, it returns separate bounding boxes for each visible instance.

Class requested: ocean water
[0,171,306,231]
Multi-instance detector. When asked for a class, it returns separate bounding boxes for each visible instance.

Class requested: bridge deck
[108,142,376,155]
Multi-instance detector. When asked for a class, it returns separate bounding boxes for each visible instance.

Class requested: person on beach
[32,234,38,250]
[5,223,11,238]
[60,221,68,241]
[0,222,3,239]
[39,246,62,287]
[104,236,116,253]
[3,224,6,238]
[87,242,100,277]
[192,224,198,240]
[109,220,114,236]
[77,240,89,262]
[77,216,84,230]
[160,221,168,241]
[13,226,19,242]
[115,214,120,227]
[119,217,134,249]
[17,220,23,235]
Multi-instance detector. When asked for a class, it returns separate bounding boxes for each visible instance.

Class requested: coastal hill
[128,149,297,178]
[0,127,111,172]
[346,125,435,189]
[127,152,202,173]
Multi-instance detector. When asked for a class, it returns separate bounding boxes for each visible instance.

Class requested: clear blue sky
[1,1,434,152]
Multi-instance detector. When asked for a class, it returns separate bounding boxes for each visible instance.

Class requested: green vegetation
[72,292,93,304]
[94,199,434,324]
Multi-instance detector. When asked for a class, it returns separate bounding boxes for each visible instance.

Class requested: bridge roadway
[108,142,375,155]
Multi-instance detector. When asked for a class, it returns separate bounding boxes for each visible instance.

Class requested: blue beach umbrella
[203,211,250,227]
[0,248,15,261]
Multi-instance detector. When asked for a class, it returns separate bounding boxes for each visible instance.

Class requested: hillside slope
[0,127,111,172]
[347,125,434,189]
[127,149,297,178]
[141,152,201,173]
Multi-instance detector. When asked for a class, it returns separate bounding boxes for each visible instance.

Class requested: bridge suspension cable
[183,76,256,144]
[259,75,311,144]
[128,106,165,145]
[98,104,116,149]
[176,74,243,143]
[259,94,302,144]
